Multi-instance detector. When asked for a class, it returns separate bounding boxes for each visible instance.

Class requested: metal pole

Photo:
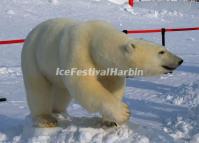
[0,98,7,102]
[161,28,166,46]
[122,30,128,34]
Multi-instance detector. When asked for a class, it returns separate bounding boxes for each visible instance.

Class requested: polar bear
[21,18,183,127]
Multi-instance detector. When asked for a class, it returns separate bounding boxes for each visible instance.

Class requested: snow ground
[0,0,199,143]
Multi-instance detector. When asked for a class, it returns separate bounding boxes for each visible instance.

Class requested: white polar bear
[21,18,183,127]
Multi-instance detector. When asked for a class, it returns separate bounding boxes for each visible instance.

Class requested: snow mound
[6,10,15,15]
[0,66,21,77]
[48,0,59,5]
[123,6,183,18]
[0,115,176,143]
[0,133,7,142]
[165,80,199,107]
[108,0,127,5]
[163,116,196,141]
[190,133,199,143]
[16,116,150,143]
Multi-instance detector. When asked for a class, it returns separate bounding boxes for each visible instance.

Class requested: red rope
[0,39,25,45]
[0,27,198,45]
[127,29,161,34]
[166,27,199,32]
[126,27,199,34]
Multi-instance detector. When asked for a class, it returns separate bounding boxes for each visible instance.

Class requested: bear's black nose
[178,60,183,65]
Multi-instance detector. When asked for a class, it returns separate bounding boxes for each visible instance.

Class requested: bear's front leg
[65,76,130,125]
[101,99,130,126]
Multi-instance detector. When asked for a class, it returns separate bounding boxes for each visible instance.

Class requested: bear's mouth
[162,65,176,71]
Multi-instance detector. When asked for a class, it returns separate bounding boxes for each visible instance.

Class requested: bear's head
[121,39,183,76]
[90,24,183,77]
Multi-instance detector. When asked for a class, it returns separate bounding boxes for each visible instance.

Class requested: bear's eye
[159,51,165,55]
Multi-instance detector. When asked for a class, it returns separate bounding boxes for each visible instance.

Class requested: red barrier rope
[166,27,199,32]
[0,39,25,45]
[126,27,199,34]
[0,27,198,45]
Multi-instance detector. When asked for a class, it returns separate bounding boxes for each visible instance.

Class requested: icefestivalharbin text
[56,67,144,76]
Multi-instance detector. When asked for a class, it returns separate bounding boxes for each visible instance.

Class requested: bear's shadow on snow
[0,115,24,140]
[124,98,189,123]
[125,79,190,122]
[21,116,105,142]
[126,79,176,93]
[62,116,104,128]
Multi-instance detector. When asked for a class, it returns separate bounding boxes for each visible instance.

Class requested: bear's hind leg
[22,60,57,128]
[24,74,58,127]
[52,85,71,115]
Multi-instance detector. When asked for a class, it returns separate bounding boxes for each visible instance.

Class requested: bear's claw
[100,120,118,128]
[102,100,130,125]
[33,115,58,128]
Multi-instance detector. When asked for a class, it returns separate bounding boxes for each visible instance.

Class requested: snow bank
[124,7,184,18]
[165,80,199,107]
[16,116,151,143]
[106,0,188,5]
[0,133,7,142]
[107,0,127,5]
[190,133,199,143]
[0,66,21,77]
[0,114,176,143]
[48,0,59,5]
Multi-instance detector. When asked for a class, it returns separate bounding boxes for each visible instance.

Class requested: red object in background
[0,27,199,45]
[125,27,199,34]
[129,0,134,7]
[0,39,25,45]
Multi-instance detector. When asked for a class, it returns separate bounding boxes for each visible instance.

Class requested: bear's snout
[178,59,183,65]
[175,57,183,67]
[161,54,183,72]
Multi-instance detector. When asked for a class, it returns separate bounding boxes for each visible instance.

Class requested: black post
[0,98,7,102]
[161,28,166,46]
[122,30,128,34]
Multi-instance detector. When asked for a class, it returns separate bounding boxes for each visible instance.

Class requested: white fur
[21,18,182,127]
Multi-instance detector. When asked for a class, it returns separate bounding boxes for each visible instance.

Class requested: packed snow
[0,0,199,143]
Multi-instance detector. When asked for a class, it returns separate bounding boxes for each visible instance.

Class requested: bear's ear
[123,43,135,54]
